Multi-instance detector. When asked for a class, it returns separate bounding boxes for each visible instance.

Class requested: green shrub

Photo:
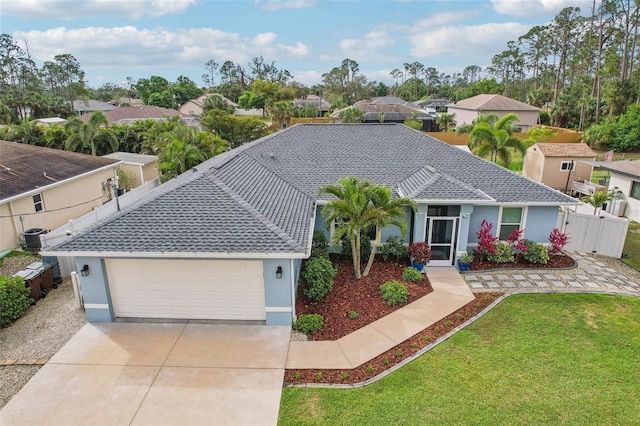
[522,240,550,264]
[310,230,329,259]
[380,280,409,306]
[293,314,324,333]
[402,267,423,283]
[302,257,337,301]
[0,276,32,327]
[341,234,372,262]
[348,310,359,320]
[487,241,515,263]
[379,236,409,262]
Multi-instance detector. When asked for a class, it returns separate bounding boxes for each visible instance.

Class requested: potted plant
[408,242,431,271]
[457,252,474,271]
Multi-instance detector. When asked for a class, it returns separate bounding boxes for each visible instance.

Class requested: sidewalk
[286,267,474,370]
[463,251,640,295]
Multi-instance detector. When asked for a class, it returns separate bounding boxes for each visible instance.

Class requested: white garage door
[106,259,265,320]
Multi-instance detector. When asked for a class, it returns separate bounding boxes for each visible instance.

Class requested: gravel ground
[0,255,87,410]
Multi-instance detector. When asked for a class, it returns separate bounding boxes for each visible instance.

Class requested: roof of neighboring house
[113,97,144,107]
[102,152,158,166]
[447,94,540,112]
[532,143,596,157]
[47,124,576,257]
[80,106,185,124]
[35,117,66,125]
[182,93,238,109]
[0,141,120,202]
[597,160,640,179]
[331,97,429,121]
[69,99,117,113]
[414,98,450,108]
[293,95,330,109]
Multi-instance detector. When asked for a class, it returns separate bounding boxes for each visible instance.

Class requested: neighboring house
[112,97,144,107]
[179,93,238,117]
[79,106,199,127]
[413,98,450,110]
[331,96,437,130]
[522,143,596,192]
[0,141,121,252]
[34,117,66,126]
[43,124,577,326]
[102,152,159,189]
[597,160,640,222]
[69,99,117,116]
[447,94,540,131]
[293,95,330,117]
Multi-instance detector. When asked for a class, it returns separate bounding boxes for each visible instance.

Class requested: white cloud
[330,31,396,64]
[490,0,588,17]
[0,0,197,19]
[408,22,530,60]
[253,0,315,11]
[292,70,322,85]
[14,26,310,84]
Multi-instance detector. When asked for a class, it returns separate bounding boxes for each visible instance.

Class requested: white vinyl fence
[41,178,160,275]
[557,209,629,258]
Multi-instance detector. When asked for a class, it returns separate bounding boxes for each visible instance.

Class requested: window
[631,181,640,200]
[32,193,44,212]
[499,207,523,240]
[560,161,576,172]
[330,218,377,242]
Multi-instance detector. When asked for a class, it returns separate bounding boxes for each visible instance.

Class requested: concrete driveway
[0,323,290,425]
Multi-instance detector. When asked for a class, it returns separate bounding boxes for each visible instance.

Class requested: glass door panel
[427,217,457,266]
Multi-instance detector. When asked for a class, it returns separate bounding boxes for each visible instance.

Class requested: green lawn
[279,294,640,425]
[623,220,640,270]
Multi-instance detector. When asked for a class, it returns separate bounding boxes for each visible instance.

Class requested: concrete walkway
[0,323,290,426]
[463,251,640,295]
[286,267,474,370]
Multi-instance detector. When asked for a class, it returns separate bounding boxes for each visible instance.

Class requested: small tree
[581,191,612,215]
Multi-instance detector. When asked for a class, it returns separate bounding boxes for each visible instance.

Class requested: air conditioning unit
[611,199,627,217]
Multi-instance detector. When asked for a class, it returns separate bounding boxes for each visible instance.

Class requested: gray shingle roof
[49,123,576,256]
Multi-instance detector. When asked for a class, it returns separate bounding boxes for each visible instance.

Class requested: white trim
[497,206,528,240]
[265,306,293,313]
[290,258,296,320]
[84,303,109,310]
[39,250,308,259]
[1,161,123,205]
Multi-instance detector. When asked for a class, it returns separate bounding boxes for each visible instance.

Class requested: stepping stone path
[462,251,640,296]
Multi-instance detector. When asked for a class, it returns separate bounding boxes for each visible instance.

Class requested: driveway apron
[0,323,291,426]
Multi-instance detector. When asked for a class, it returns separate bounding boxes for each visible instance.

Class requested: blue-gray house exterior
[43,124,578,326]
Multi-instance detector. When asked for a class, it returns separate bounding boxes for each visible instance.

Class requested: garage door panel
[106,259,265,320]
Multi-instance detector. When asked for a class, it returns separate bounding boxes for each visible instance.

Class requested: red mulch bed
[469,253,576,271]
[285,292,502,385]
[295,255,433,341]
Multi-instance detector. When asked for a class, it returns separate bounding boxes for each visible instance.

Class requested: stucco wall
[447,108,538,131]
[522,147,545,182]
[74,257,114,322]
[263,258,295,325]
[525,206,562,242]
[0,167,117,251]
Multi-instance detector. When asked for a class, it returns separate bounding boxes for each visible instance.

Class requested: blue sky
[0,0,591,88]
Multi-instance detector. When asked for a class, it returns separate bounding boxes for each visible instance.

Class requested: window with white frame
[499,207,524,240]
[330,218,377,242]
[32,193,44,212]
[559,161,576,172]
[631,181,640,200]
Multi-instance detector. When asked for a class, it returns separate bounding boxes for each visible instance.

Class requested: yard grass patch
[279,293,640,425]
[623,220,640,270]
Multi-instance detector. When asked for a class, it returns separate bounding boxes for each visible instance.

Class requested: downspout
[290,258,296,322]
[139,165,145,185]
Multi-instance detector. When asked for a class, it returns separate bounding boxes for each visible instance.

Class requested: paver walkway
[286,267,474,369]
[463,251,640,295]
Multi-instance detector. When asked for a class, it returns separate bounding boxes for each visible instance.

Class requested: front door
[427,217,458,266]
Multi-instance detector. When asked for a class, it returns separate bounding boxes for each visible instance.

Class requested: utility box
[611,199,627,217]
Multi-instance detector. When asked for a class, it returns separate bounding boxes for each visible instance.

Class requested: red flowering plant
[548,228,569,255]
[506,228,528,253]
[408,242,432,264]
[475,219,499,260]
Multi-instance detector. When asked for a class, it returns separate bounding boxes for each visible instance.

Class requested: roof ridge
[436,170,495,201]
[207,173,307,252]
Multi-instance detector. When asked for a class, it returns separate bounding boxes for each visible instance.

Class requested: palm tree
[320,177,416,279]
[339,107,364,123]
[436,113,456,132]
[320,177,378,279]
[268,101,294,128]
[581,191,612,215]
[64,111,117,155]
[362,186,417,277]
[469,113,527,168]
